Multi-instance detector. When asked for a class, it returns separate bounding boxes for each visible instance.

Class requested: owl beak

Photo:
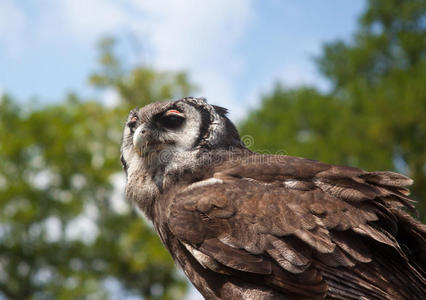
[133,125,146,156]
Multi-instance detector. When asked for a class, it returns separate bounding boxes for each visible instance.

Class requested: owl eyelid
[164,110,184,117]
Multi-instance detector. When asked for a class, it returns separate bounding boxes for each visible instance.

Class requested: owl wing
[168,155,426,299]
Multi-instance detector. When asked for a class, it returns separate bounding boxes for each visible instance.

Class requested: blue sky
[0,0,366,120]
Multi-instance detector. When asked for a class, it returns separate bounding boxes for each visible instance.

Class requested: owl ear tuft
[212,105,229,116]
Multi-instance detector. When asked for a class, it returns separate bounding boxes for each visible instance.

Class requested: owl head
[120,97,243,179]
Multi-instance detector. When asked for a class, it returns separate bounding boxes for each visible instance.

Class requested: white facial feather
[168,104,202,152]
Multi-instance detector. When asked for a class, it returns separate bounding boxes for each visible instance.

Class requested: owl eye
[159,110,185,129]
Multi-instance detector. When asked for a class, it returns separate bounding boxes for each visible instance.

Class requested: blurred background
[0,0,424,299]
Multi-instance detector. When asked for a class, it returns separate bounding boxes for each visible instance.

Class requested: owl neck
[130,146,251,220]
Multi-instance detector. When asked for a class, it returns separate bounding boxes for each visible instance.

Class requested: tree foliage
[239,0,426,220]
[0,39,194,299]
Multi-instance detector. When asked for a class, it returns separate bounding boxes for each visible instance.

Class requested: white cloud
[29,0,254,119]
[130,0,252,69]
[58,0,127,41]
[128,0,254,120]
[35,0,127,43]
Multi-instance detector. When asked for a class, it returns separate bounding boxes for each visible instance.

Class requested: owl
[120,97,426,299]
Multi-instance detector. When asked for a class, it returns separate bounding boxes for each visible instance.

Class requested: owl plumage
[120,97,426,299]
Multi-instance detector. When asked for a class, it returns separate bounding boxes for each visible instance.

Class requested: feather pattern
[167,155,426,299]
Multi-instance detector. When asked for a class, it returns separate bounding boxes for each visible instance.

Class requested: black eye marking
[158,110,185,129]
[159,115,184,129]
[120,154,128,175]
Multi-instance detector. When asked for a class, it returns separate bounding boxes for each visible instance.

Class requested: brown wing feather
[168,155,426,299]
